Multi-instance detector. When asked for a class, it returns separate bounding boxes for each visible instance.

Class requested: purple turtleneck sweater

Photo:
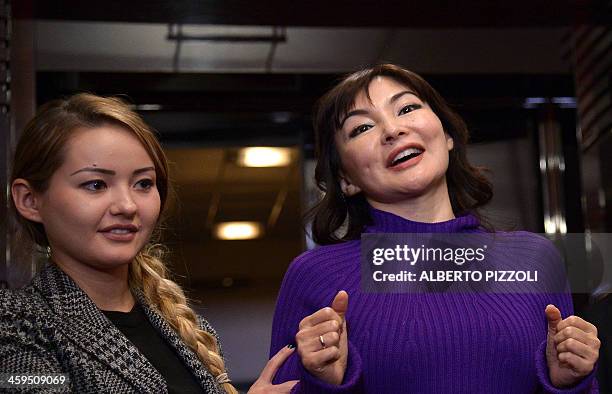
[270,208,598,393]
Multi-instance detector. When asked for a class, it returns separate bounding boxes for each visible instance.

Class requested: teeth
[392,147,423,165]
[109,229,131,234]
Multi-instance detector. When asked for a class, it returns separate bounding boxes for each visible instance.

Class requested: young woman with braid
[0,93,297,393]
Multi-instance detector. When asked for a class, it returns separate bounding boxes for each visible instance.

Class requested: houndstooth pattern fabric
[0,264,226,393]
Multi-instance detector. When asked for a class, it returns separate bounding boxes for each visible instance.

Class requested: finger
[302,331,341,353]
[545,304,562,335]
[556,337,600,361]
[339,317,348,345]
[554,326,601,349]
[545,305,562,358]
[558,352,596,376]
[557,315,598,335]
[259,346,296,383]
[299,307,342,329]
[275,380,299,393]
[295,320,340,352]
[296,322,341,352]
[296,319,341,343]
[301,346,342,372]
[331,290,349,319]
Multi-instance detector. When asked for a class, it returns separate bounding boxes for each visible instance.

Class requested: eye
[81,180,107,191]
[398,104,422,116]
[350,124,373,138]
[135,178,155,191]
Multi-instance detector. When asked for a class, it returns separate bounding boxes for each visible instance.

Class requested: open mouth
[389,147,424,167]
[99,224,139,241]
[107,229,133,234]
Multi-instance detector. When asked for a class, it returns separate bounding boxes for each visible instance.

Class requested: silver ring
[319,335,326,349]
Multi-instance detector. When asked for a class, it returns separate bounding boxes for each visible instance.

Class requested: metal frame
[0,0,10,289]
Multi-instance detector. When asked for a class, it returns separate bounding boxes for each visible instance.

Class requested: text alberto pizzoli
[370,245,538,283]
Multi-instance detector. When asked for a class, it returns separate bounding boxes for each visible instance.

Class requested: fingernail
[286,344,295,349]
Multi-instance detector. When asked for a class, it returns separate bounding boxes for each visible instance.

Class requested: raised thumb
[545,304,562,335]
[331,290,349,319]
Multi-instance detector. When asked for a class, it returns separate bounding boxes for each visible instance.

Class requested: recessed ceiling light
[214,221,263,240]
[237,147,291,167]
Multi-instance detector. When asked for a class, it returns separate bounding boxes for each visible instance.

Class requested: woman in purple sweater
[269,64,600,393]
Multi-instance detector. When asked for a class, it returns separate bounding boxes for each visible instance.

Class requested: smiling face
[32,124,161,272]
[334,76,454,206]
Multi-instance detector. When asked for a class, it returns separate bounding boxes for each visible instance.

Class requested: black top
[103,304,204,394]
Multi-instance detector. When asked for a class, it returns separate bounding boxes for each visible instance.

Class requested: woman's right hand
[295,291,349,385]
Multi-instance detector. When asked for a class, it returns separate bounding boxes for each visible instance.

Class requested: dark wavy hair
[309,64,493,245]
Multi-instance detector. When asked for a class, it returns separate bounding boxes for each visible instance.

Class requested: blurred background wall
[1,0,611,390]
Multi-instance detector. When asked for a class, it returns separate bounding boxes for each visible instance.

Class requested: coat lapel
[31,264,167,393]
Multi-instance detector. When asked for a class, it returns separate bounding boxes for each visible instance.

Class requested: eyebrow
[340,90,418,127]
[70,166,155,176]
[389,90,417,104]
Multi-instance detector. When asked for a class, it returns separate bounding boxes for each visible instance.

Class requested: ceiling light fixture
[214,221,263,240]
[237,147,292,167]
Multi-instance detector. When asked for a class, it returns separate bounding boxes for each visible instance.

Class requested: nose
[380,118,406,144]
[109,187,137,217]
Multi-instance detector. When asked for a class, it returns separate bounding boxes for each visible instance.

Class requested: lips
[386,143,425,168]
[99,224,139,241]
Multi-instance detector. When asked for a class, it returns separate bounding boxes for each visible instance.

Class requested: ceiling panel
[34,21,571,74]
[162,146,303,287]
[167,147,224,184]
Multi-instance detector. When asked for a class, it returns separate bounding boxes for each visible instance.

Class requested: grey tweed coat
[0,263,226,393]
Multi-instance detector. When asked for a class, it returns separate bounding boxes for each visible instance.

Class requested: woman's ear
[446,135,454,151]
[11,179,43,223]
[339,175,362,197]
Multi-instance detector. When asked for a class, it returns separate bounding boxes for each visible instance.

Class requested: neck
[367,177,455,223]
[51,257,135,312]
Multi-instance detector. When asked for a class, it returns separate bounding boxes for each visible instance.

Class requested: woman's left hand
[248,346,299,393]
[545,305,600,388]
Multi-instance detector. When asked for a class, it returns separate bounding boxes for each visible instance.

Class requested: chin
[391,182,431,197]
[95,253,140,268]
[400,174,445,194]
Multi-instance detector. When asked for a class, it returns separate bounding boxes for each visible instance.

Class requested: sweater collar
[364,207,480,233]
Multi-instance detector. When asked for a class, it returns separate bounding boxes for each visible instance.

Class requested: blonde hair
[9,93,237,394]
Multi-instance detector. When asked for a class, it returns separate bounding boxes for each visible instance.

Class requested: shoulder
[286,240,361,277]
[278,241,361,306]
[490,231,568,289]
[0,286,49,322]
[0,287,56,348]
[195,314,225,359]
[196,314,219,338]
[493,231,561,260]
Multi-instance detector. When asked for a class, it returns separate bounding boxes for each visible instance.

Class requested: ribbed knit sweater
[270,208,598,393]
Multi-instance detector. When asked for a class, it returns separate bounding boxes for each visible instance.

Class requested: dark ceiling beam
[14,0,610,27]
[36,71,576,107]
